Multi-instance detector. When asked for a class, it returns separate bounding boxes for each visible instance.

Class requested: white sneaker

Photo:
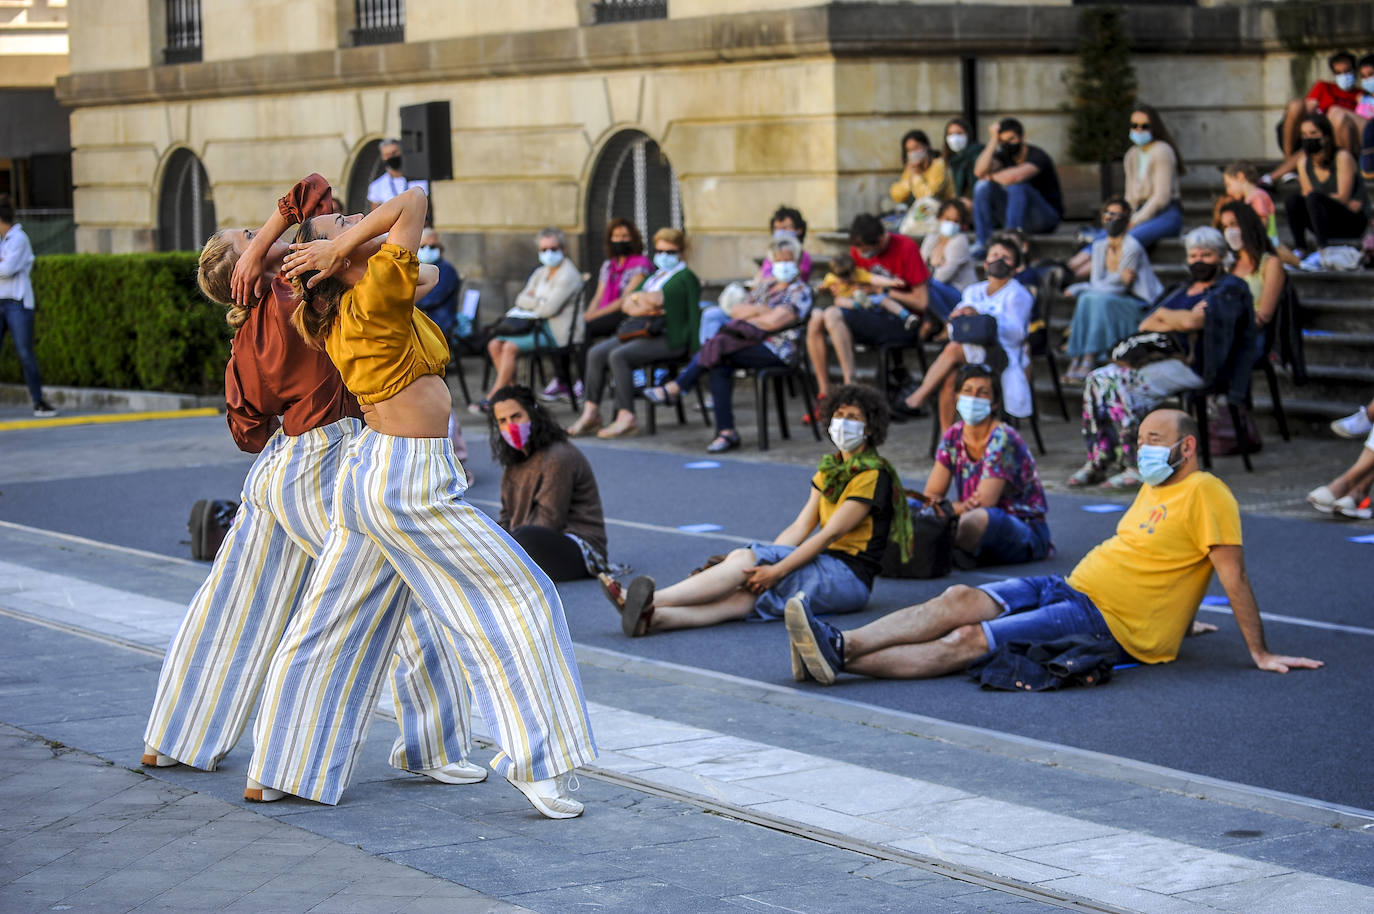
[1306,486,1337,513]
[415,759,488,785]
[1340,501,1373,520]
[505,773,584,819]
[1331,409,1373,439]
[1332,495,1358,516]
[244,777,285,802]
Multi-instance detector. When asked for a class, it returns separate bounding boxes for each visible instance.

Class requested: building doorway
[157,148,216,251]
[345,139,384,214]
[585,130,682,262]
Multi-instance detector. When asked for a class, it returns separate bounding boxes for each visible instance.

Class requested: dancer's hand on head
[230,249,268,306]
[285,239,351,288]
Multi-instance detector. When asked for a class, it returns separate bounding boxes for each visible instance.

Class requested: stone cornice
[55,1,1374,109]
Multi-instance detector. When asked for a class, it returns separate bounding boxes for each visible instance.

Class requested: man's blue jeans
[0,299,43,404]
[974,179,1060,247]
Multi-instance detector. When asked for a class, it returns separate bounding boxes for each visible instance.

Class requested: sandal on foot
[621,576,656,638]
[1067,464,1105,488]
[597,415,640,439]
[705,430,740,453]
[1101,468,1142,490]
[598,572,626,612]
[567,415,601,437]
[643,385,679,406]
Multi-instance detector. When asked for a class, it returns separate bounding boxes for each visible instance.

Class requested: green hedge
[0,253,232,395]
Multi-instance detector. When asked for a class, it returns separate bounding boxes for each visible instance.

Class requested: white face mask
[538,249,564,268]
[946,132,969,154]
[771,260,799,283]
[1223,227,1244,252]
[938,220,961,238]
[417,245,440,264]
[828,417,867,453]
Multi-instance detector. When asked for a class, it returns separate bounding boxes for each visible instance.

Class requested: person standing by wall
[367,138,430,211]
[0,199,56,417]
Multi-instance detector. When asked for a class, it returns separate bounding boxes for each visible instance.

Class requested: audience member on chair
[806,214,931,412]
[604,384,911,638]
[474,227,582,412]
[1215,201,1282,355]
[645,236,813,452]
[787,408,1323,685]
[570,228,701,440]
[415,228,462,343]
[489,385,618,581]
[926,363,1051,568]
[574,219,652,381]
[1062,197,1164,383]
[899,236,1034,434]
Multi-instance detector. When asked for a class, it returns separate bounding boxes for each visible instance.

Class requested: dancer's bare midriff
[360,374,452,438]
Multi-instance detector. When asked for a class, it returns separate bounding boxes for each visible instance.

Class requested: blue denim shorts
[977,575,1127,658]
[496,330,553,353]
[747,542,871,621]
[976,508,1052,566]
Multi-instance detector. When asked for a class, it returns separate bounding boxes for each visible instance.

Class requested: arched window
[585,130,682,260]
[346,139,384,215]
[157,148,216,251]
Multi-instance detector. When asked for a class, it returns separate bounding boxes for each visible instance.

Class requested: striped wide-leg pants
[143,419,471,776]
[249,429,596,805]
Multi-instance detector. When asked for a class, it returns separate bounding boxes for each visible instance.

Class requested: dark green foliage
[1064,6,1139,165]
[0,253,231,394]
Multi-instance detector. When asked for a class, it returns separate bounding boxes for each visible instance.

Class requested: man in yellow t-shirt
[787,408,1324,685]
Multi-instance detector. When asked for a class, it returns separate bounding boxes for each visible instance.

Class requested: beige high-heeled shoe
[566,414,601,437]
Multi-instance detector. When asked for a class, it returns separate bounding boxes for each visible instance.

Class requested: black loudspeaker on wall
[399,101,452,182]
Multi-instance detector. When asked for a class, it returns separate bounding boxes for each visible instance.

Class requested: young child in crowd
[818,252,908,314]
[1221,161,1301,267]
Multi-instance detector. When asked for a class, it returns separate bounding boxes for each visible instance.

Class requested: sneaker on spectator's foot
[538,379,570,402]
[32,400,58,418]
[1299,251,1323,272]
[415,759,488,784]
[903,313,921,333]
[1340,496,1373,520]
[784,592,844,685]
[1331,409,1373,439]
[1306,485,1338,514]
[141,743,177,767]
[505,773,583,819]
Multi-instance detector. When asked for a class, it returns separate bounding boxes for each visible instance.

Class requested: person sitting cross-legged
[602,384,912,637]
[787,408,1324,684]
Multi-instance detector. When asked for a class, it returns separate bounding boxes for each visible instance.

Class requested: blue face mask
[1335,72,1356,92]
[771,260,799,283]
[956,394,993,425]
[1129,129,1153,147]
[1137,441,1183,486]
[538,249,564,268]
[417,245,440,264]
[653,251,680,273]
[1361,76,1374,95]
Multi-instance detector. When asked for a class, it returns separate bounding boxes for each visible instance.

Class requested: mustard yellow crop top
[323,244,450,405]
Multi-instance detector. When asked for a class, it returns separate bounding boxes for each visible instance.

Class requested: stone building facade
[57,0,1374,302]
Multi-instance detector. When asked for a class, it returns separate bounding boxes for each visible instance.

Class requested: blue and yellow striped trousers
[249,428,596,804]
[144,419,472,778]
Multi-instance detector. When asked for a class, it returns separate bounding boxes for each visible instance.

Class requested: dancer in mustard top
[249,186,596,817]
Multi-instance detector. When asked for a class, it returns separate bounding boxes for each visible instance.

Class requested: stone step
[1300,329,1374,365]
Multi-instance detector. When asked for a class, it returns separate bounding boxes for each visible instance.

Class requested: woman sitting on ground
[569,228,701,439]
[475,227,582,412]
[488,385,618,582]
[1062,197,1164,382]
[644,235,812,452]
[920,198,976,323]
[603,384,912,637]
[926,364,1050,566]
[1071,226,1253,490]
[1216,200,1283,357]
[900,235,1034,434]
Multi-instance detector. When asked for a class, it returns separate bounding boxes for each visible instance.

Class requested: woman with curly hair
[488,384,617,581]
[603,383,912,637]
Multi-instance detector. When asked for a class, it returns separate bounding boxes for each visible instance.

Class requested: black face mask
[998,141,1022,159]
[384,155,403,171]
[1300,137,1325,156]
[1104,216,1128,238]
[986,259,1013,279]
[609,241,634,257]
[1188,260,1220,283]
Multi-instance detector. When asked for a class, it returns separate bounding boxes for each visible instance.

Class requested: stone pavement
[1,519,1371,913]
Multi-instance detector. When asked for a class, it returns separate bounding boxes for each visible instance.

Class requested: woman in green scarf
[603,384,913,637]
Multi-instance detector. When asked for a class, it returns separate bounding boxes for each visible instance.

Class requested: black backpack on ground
[188,499,239,561]
[881,490,957,580]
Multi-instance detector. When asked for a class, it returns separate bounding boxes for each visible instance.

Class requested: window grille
[163,0,202,64]
[352,0,405,46]
[593,0,667,24]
